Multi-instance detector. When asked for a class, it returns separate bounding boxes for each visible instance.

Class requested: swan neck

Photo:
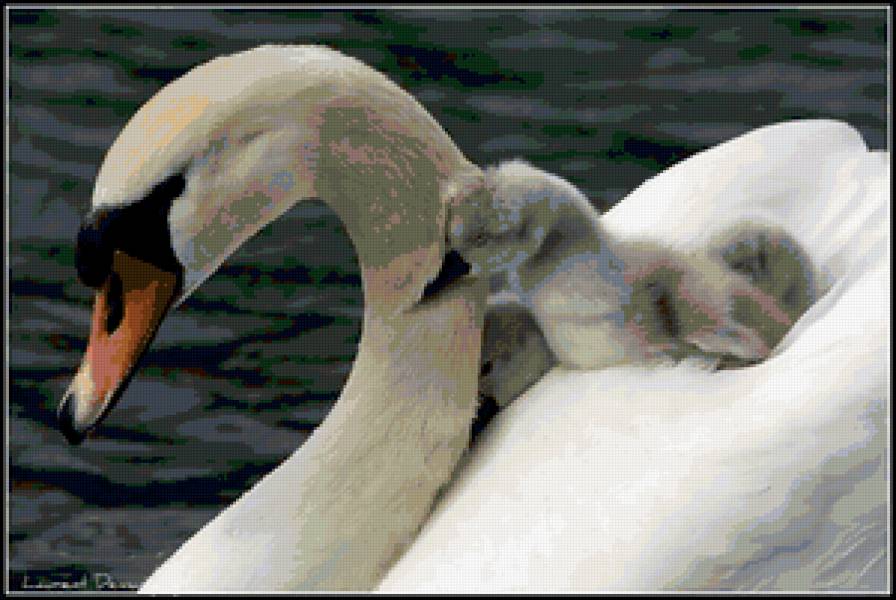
[139,277,485,592]
[307,283,490,591]
[303,278,486,588]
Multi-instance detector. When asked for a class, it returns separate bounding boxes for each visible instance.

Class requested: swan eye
[114,173,186,270]
[76,173,186,291]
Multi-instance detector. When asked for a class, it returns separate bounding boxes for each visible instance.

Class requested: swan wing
[380,120,889,591]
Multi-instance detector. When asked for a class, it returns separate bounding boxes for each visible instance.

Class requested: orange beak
[58,250,180,444]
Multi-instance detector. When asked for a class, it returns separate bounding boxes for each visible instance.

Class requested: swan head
[58,45,485,444]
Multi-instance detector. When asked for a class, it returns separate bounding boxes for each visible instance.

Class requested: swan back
[602,120,886,287]
[380,120,889,591]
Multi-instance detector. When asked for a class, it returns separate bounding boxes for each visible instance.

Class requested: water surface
[7,8,888,591]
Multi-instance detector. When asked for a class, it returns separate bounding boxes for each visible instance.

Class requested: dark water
[7,8,888,591]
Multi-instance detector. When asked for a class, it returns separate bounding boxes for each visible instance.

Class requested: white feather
[380,119,889,592]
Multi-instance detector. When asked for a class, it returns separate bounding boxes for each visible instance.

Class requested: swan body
[380,119,889,591]
[56,42,888,592]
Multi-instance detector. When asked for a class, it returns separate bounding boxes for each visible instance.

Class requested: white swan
[380,119,890,591]
[59,44,494,591]
[58,43,889,592]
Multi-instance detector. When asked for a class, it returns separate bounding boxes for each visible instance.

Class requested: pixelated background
[7,8,888,590]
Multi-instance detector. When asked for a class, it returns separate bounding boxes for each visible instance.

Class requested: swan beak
[58,250,180,444]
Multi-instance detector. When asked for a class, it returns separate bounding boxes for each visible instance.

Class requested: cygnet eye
[646,281,680,338]
[472,230,489,248]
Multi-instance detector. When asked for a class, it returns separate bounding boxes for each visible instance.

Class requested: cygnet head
[620,221,820,371]
[707,222,820,358]
[450,160,600,279]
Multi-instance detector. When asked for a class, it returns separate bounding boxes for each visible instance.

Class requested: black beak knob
[57,389,87,446]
